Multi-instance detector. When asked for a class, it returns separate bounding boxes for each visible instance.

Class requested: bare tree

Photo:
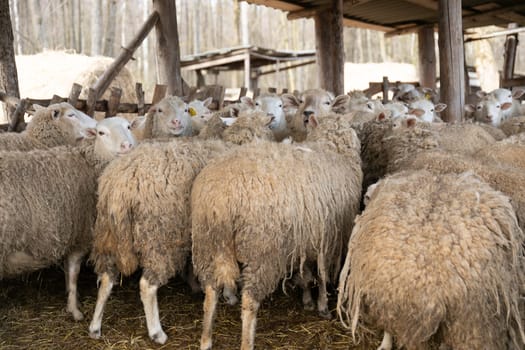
[1,0,20,121]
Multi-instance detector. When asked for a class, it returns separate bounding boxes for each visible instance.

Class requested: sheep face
[408,99,446,123]
[466,96,508,127]
[149,95,193,137]
[93,117,137,160]
[31,102,98,142]
[282,89,350,141]
[384,102,409,119]
[189,97,213,122]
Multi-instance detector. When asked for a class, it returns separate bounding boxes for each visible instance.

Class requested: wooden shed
[244,0,525,122]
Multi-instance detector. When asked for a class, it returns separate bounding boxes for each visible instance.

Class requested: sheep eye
[68,113,75,118]
[430,109,434,112]
[127,125,131,130]
[496,105,500,109]
[278,104,282,108]
[98,131,105,136]
[324,101,331,105]
[157,108,162,113]
[255,102,260,106]
[185,108,188,113]
[477,105,482,110]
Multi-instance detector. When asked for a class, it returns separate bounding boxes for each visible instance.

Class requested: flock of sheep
[1,83,525,350]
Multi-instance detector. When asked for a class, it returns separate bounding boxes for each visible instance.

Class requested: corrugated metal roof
[244,0,525,34]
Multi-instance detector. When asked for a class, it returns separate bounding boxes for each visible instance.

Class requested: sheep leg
[139,276,167,344]
[240,291,260,350]
[377,331,393,350]
[200,284,219,350]
[317,275,331,319]
[65,251,84,321]
[89,272,114,339]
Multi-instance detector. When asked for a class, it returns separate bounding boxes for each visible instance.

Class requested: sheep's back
[0,147,96,277]
[339,170,525,348]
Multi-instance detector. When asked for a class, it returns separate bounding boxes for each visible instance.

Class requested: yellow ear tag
[189,107,197,117]
[425,93,432,100]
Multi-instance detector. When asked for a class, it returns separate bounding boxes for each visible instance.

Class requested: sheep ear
[501,102,513,111]
[202,97,213,107]
[406,117,417,128]
[240,96,255,108]
[464,104,476,113]
[281,93,301,109]
[131,115,147,130]
[409,108,425,118]
[52,109,61,119]
[434,103,447,113]
[331,94,350,113]
[476,90,487,98]
[512,89,525,99]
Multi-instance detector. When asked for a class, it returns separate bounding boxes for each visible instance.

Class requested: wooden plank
[501,77,525,89]
[239,87,248,98]
[68,83,83,106]
[438,0,464,123]
[464,26,525,42]
[86,87,97,117]
[242,0,302,12]
[418,25,436,88]
[153,0,183,96]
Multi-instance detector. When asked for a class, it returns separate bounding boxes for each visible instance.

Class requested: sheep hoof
[200,339,212,350]
[89,329,101,340]
[70,309,84,321]
[151,330,167,345]
[224,294,238,306]
[303,301,315,311]
[318,308,332,320]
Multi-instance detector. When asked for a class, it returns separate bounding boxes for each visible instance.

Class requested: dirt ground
[0,265,382,350]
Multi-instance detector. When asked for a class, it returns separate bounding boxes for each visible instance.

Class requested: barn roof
[243,0,525,35]
[181,45,316,72]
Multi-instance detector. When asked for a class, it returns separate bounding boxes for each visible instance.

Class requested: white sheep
[192,114,362,350]
[87,114,276,344]
[408,98,446,123]
[0,102,96,151]
[0,117,136,321]
[477,88,524,121]
[338,170,525,350]
[239,93,289,141]
[281,88,350,141]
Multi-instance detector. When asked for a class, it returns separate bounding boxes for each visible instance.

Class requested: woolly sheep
[137,95,193,140]
[500,116,525,136]
[408,98,446,123]
[192,114,362,350]
[0,102,96,151]
[281,88,350,141]
[477,88,525,121]
[0,117,136,321]
[88,113,275,344]
[188,97,213,134]
[383,101,409,119]
[474,139,525,171]
[337,170,525,350]
[240,93,289,141]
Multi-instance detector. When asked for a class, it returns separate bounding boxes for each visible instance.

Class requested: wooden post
[382,76,389,103]
[153,0,184,96]
[244,54,251,91]
[68,83,83,107]
[418,25,436,89]
[151,84,167,105]
[7,98,27,132]
[438,0,465,123]
[502,23,518,85]
[0,0,20,122]
[314,0,344,95]
[196,70,205,87]
[135,83,145,115]
[106,87,122,118]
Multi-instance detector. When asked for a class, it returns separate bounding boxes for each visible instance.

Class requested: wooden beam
[153,0,184,96]
[342,17,394,32]
[258,59,316,76]
[91,11,158,101]
[314,0,344,95]
[438,0,464,123]
[464,26,525,42]
[418,25,436,88]
[242,0,302,12]
[67,83,83,106]
[462,4,525,27]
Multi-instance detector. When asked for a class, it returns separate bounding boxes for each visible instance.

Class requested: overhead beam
[462,3,525,27]
[242,0,302,12]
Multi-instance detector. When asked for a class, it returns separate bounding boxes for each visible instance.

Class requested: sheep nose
[303,110,314,118]
[171,119,181,127]
[120,141,133,152]
[486,115,493,121]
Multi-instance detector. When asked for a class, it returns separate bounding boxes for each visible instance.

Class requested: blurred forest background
[6,0,525,98]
